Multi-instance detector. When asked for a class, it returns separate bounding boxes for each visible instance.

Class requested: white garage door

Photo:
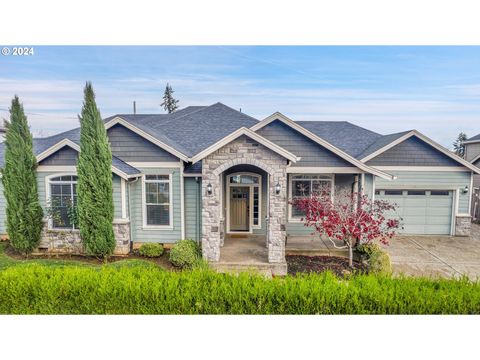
[375,189,453,235]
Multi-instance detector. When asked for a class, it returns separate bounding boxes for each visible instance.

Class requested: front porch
[211,234,287,275]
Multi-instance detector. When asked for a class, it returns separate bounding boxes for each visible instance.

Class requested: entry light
[207,183,213,195]
[275,183,281,195]
[462,186,469,194]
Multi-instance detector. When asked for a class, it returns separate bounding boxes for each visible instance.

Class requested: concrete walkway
[386,223,480,280]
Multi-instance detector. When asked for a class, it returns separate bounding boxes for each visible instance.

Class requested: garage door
[375,189,453,235]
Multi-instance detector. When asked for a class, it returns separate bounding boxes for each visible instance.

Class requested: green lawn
[0,241,158,270]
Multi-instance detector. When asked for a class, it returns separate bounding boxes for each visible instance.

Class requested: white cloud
[1,76,479,146]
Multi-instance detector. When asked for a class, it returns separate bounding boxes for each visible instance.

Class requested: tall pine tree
[1,96,43,255]
[453,132,468,158]
[160,83,179,113]
[77,83,115,257]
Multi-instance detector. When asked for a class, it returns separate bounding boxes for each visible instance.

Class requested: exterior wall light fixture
[275,183,281,195]
[207,183,213,195]
[462,185,469,194]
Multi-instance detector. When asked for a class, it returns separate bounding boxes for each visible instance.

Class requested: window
[144,174,171,227]
[49,175,78,229]
[384,190,403,196]
[290,174,332,218]
[431,190,450,196]
[229,174,259,184]
[253,187,259,226]
[407,190,426,196]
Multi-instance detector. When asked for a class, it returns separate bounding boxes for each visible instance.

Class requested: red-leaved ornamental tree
[291,187,400,267]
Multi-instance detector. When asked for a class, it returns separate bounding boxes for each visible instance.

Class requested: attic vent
[245,138,259,146]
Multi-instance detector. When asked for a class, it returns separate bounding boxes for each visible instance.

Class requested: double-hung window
[144,174,172,227]
[49,175,78,229]
[290,174,333,219]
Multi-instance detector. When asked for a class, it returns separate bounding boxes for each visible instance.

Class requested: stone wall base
[455,216,471,237]
[37,219,131,255]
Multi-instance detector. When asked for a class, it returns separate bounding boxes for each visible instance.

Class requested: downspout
[196,176,201,242]
[127,176,140,252]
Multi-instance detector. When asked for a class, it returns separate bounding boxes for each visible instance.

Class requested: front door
[229,187,250,231]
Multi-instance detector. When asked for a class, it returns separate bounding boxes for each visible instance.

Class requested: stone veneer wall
[38,219,131,255]
[201,135,288,263]
[455,216,471,236]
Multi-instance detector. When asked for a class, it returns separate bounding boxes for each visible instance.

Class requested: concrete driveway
[386,223,480,279]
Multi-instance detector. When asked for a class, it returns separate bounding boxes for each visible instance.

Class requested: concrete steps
[211,261,287,277]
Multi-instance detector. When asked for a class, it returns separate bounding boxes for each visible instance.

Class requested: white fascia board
[463,139,480,144]
[190,127,300,164]
[371,166,472,172]
[470,154,480,164]
[252,112,395,180]
[362,130,480,175]
[104,116,190,162]
[286,167,363,174]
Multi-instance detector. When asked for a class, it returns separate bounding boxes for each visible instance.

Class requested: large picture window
[290,174,333,219]
[144,174,171,227]
[49,175,78,229]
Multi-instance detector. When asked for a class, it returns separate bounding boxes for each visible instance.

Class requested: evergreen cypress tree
[77,82,115,257]
[160,83,179,113]
[453,132,468,158]
[1,96,43,255]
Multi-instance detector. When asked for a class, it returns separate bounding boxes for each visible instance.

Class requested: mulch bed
[286,255,368,277]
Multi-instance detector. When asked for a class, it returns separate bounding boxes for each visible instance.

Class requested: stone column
[201,160,221,261]
[267,167,287,263]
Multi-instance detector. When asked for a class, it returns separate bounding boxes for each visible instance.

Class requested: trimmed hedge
[169,239,201,269]
[0,264,479,314]
[138,243,164,258]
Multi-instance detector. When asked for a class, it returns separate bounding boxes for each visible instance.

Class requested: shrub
[1,96,44,255]
[357,243,392,275]
[0,264,479,314]
[77,83,115,258]
[169,239,201,269]
[138,243,164,258]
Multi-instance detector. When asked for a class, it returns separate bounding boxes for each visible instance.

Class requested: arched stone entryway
[201,136,288,265]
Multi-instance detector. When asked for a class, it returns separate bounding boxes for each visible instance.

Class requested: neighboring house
[464,134,480,221]
[0,102,478,273]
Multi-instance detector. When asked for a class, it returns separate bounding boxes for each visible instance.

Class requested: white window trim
[288,173,335,223]
[142,173,174,230]
[226,172,262,234]
[45,172,79,231]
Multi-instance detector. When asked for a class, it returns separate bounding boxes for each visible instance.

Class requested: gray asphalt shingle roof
[117,103,258,157]
[467,133,480,142]
[296,121,383,158]
[0,102,423,170]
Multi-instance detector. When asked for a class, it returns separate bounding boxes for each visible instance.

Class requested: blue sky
[1,46,480,147]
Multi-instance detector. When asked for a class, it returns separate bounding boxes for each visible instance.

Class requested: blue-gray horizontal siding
[256,120,353,167]
[366,136,460,166]
[107,124,179,162]
[286,173,357,236]
[39,146,78,165]
[129,167,182,243]
[184,177,202,241]
[374,171,472,214]
[465,142,480,162]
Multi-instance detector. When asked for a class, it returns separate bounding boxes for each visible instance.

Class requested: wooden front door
[230,187,250,231]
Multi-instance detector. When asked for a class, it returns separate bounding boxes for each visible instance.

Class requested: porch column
[267,166,287,263]
[201,162,222,261]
